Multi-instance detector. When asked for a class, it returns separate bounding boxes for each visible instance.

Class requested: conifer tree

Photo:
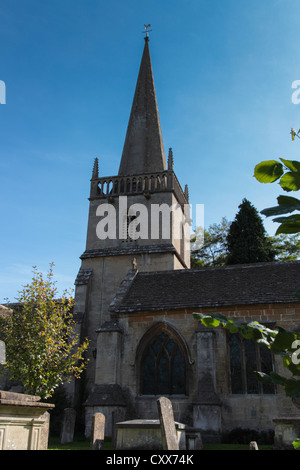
[226,198,276,264]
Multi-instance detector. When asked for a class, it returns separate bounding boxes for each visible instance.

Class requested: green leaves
[254,158,300,190]
[254,371,286,386]
[254,156,300,234]
[271,326,297,354]
[293,439,300,450]
[198,312,240,333]
[280,158,300,173]
[254,160,284,183]
[0,264,89,399]
[193,312,276,343]
[291,128,300,141]
[262,195,300,217]
[280,172,300,192]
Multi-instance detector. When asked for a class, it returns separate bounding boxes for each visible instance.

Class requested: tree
[226,198,276,264]
[191,216,300,268]
[213,130,300,392]
[271,233,300,261]
[192,131,300,447]
[0,264,89,399]
[191,217,230,268]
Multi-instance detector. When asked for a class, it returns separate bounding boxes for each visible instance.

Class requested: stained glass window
[229,335,243,394]
[229,333,275,395]
[141,333,186,395]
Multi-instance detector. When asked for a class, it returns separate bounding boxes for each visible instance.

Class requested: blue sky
[1,0,300,301]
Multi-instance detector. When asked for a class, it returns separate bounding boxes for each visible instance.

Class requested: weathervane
[142,24,152,39]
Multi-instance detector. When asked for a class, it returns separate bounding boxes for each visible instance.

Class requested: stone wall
[115,302,300,436]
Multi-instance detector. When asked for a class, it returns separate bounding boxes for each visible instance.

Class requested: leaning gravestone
[60,408,76,444]
[91,412,105,450]
[157,397,179,450]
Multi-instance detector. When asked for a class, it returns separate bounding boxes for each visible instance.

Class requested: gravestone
[0,340,5,364]
[115,419,186,450]
[273,416,300,449]
[0,391,54,450]
[0,304,10,366]
[91,412,105,450]
[157,397,179,450]
[60,408,76,444]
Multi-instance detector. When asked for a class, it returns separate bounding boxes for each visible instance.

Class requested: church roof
[110,261,300,313]
[118,37,166,176]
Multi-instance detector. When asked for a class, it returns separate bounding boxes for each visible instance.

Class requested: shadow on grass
[48,435,114,450]
[48,435,272,451]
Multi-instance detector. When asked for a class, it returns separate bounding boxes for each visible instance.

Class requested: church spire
[118,36,166,176]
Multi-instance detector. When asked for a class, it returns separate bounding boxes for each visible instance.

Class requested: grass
[48,435,272,451]
[203,443,272,450]
[48,435,114,450]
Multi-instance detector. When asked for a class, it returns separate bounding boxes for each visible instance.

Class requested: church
[72,34,300,442]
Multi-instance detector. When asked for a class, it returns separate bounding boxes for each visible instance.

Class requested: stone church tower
[73,35,300,444]
[73,36,190,432]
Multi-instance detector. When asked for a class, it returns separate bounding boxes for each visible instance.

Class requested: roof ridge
[134,260,300,277]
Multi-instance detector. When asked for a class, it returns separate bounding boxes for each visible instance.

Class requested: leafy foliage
[293,439,300,450]
[269,233,300,261]
[254,135,300,235]
[191,217,230,267]
[226,198,276,264]
[0,264,89,399]
[191,217,300,267]
[193,312,300,397]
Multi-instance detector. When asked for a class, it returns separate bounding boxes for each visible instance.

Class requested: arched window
[138,324,190,396]
[229,333,275,395]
